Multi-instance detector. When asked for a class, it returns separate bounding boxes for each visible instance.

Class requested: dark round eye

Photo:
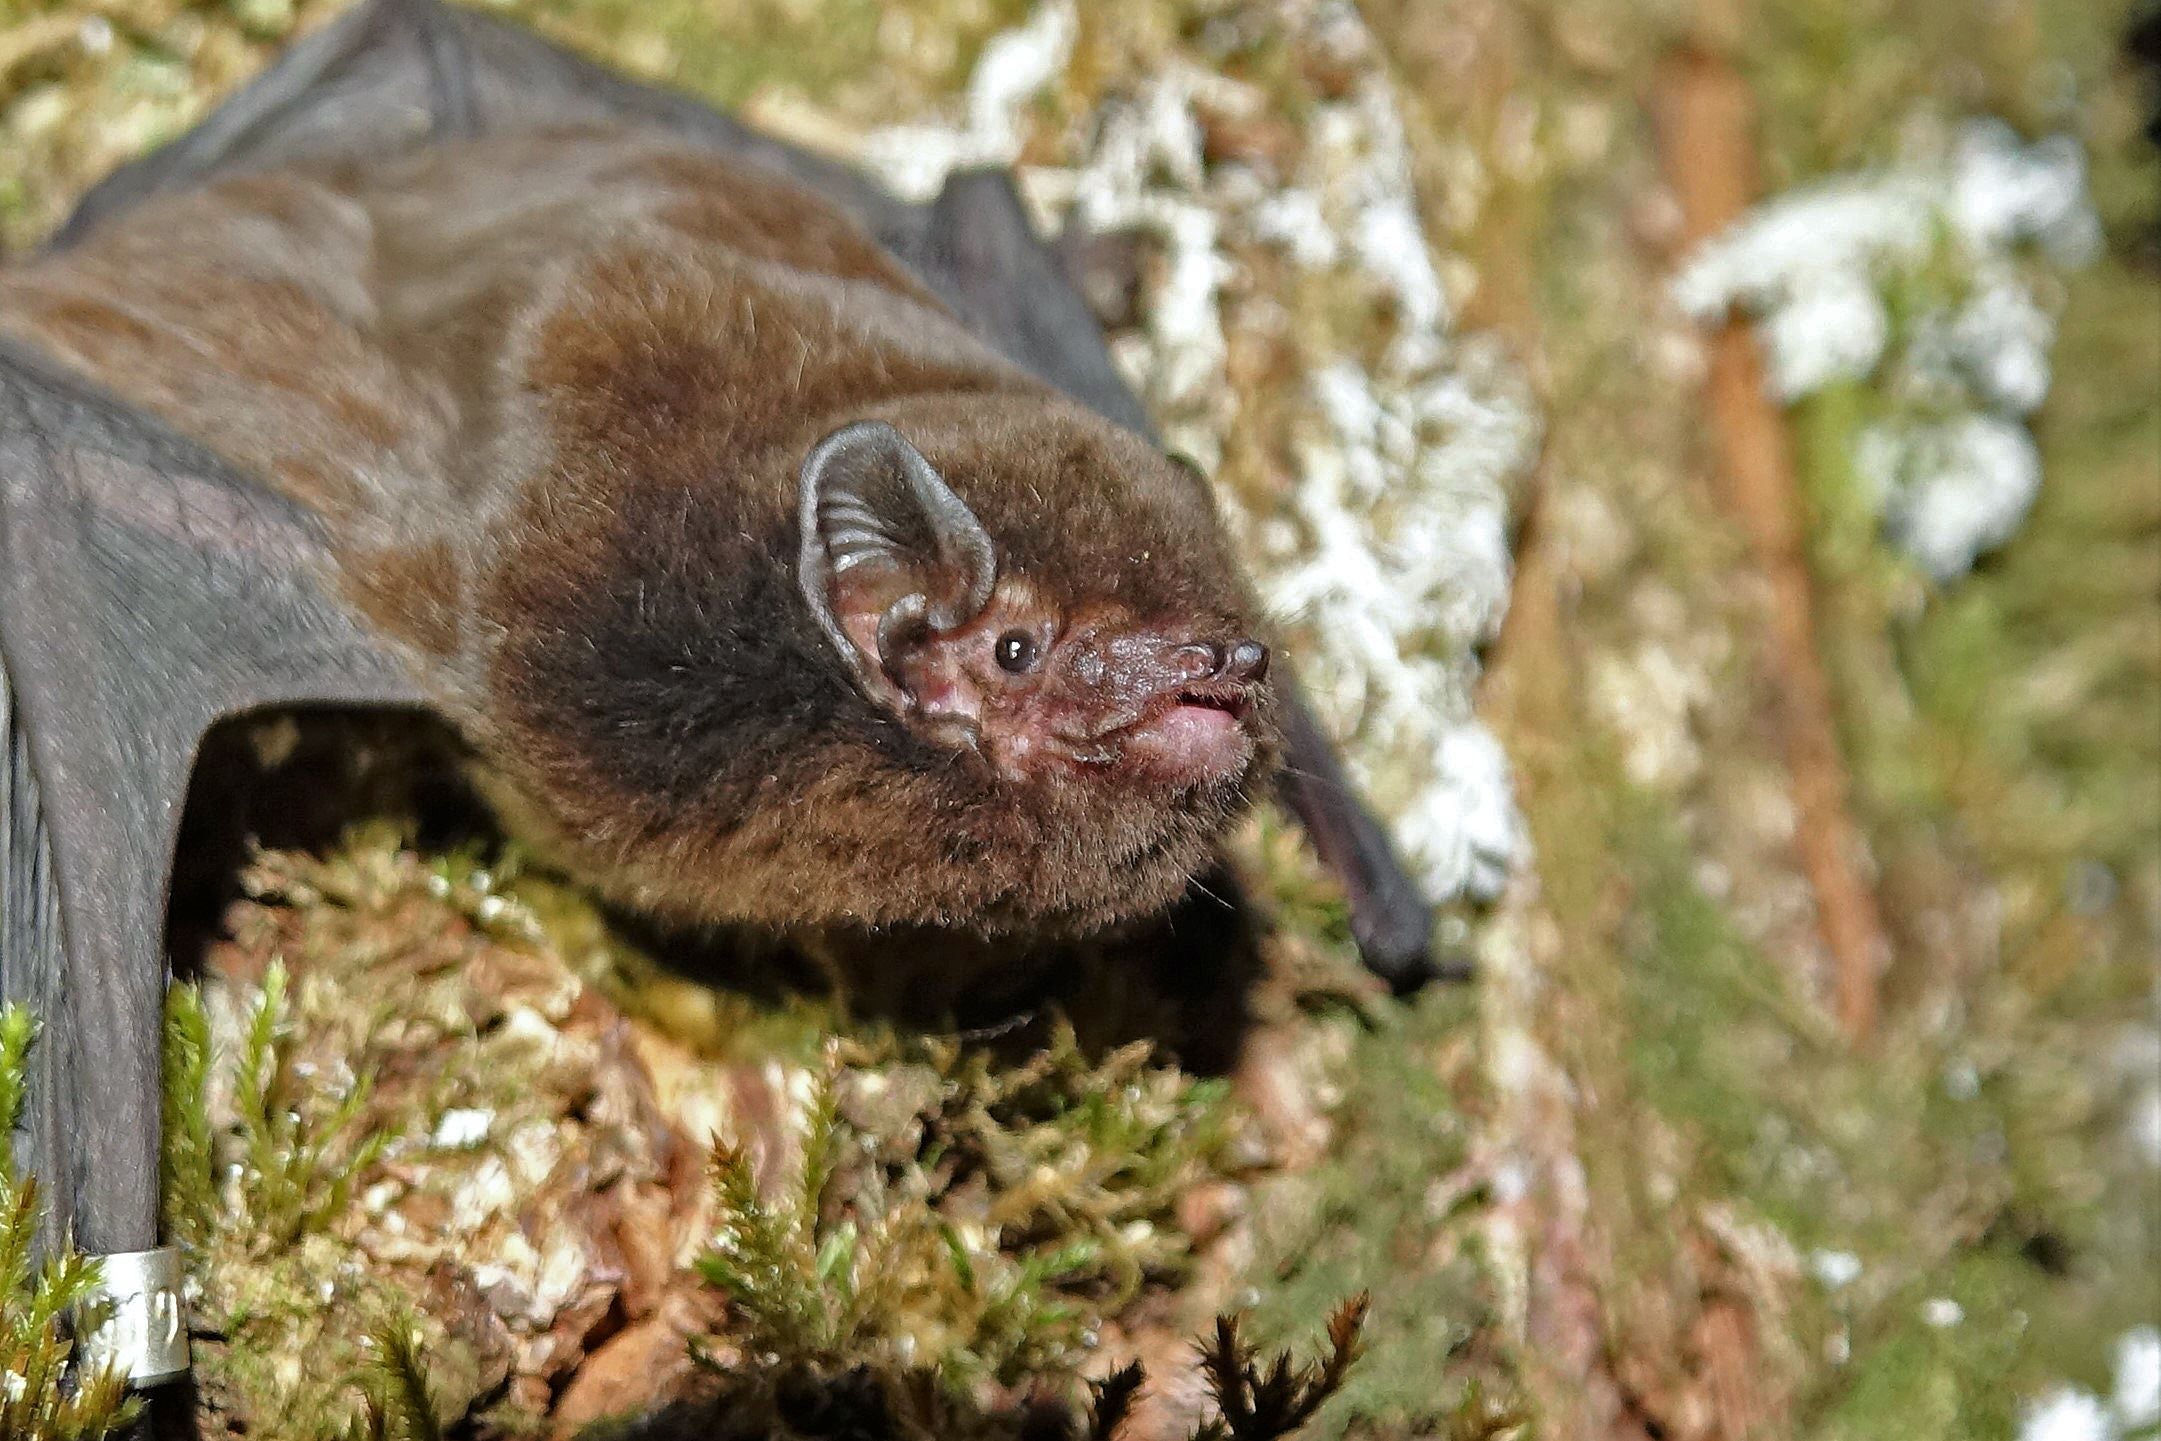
[994,630,1039,674]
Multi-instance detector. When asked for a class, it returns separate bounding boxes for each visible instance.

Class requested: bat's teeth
[1177,689,1248,719]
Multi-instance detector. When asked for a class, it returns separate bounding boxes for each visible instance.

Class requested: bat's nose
[1222,638,1269,683]
[1167,639,1269,684]
[1170,642,1226,681]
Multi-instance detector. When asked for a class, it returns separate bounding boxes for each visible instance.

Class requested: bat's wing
[0,337,420,1315]
[51,1,1434,994]
[53,1,1162,494]
[52,0,916,252]
[898,172,1159,441]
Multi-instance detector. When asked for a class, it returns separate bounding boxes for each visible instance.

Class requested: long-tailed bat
[0,0,1437,1394]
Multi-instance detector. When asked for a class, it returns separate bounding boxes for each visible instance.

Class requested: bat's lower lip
[1120,696,1251,779]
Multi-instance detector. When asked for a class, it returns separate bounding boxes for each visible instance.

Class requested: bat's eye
[995,631,1039,674]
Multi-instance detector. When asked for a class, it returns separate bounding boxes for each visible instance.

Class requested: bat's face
[878,581,1271,787]
[490,402,1278,937]
[804,421,1273,792]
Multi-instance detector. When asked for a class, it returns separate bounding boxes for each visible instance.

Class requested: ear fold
[798,419,997,705]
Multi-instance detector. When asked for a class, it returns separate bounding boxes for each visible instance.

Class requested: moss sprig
[1189,1295,1367,1441]
[226,960,386,1253]
[0,1006,141,1440]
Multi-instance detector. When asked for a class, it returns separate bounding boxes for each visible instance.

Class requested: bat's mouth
[1172,685,1251,721]
[1106,684,1257,781]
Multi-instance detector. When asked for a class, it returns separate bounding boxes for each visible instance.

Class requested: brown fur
[0,125,1275,939]
[348,540,465,658]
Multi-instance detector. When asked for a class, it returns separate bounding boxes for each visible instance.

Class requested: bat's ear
[798,419,997,707]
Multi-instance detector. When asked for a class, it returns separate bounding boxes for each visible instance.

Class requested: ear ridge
[798,419,998,702]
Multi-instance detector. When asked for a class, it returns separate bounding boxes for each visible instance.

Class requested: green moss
[344,1309,451,1441]
[1601,773,2153,1437]
[498,0,1035,124]
[499,0,878,110]
[695,1023,1237,1391]
[694,1064,1101,1387]
[1617,799,1832,1214]
[1238,990,1521,1440]
[0,1008,142,1441]
[1919,251,2161,896]
[164,962,452,1439]
[232,960,386,1249]
[173,822,1262,1428]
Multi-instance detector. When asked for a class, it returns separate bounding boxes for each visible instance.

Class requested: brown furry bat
[0,0,1436,1300]
[3,128,1278,938]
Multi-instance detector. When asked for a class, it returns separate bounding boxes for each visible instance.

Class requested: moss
[1616,797,1831,1213]
[1916,250,2161,905]
[0,0,350,248]
[1367,0,2154,1428]
[498,0,1036,128]
[1597,758,2152,1437]
[692,1024,1238,1391]
[1707,10,2152,1427]
[165,960,470,1439]
[1238,989,1521,1440]
[0,0,1044,251]
[693,1057,1103,1388]
[582,1296,1370,1440]
[0,1008,142,1441]
[152,821,1271,1431]
[345,1309,452,1441]
[500,0,884,111]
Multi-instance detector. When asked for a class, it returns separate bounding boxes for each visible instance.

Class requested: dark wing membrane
[906,171,1158,441]
[53,0,912,252]
[0,338,421,1254]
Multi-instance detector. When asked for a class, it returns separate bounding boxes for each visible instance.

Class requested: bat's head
[797,419,1272,792]
[489,392,1278,939]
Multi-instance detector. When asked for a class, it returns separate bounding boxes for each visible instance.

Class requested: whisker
[1185,873,1232,908]
[1272,762,1370,803]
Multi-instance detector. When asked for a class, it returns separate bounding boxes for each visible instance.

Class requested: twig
[1651,42,1891,1044]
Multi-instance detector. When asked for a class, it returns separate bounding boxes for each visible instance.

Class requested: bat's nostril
[1174,642,1225,680]
[1225,639,1269,682]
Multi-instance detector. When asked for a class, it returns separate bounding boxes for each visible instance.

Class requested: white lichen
[1590,651,1699,790]
[2121,1328,2161,1431]
[1809,1248,1863,1289]
[2130,1081,2161,1171]
[2023,1388,2117,1441]
[856,0,1075,200]
[1947,121,2103,266]
[431,1107,493,1149]
[2017,1328,2161,1441]
[1919,1296,1964,1328]
[1856,412,2042,583]
[1676,118,2098,580]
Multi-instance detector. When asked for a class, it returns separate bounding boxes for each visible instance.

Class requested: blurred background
[1,0,2154,1438]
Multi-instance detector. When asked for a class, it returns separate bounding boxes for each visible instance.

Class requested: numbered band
[78,1246,190,1386]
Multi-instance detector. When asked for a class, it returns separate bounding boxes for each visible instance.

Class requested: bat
[0,0,1439,1394]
